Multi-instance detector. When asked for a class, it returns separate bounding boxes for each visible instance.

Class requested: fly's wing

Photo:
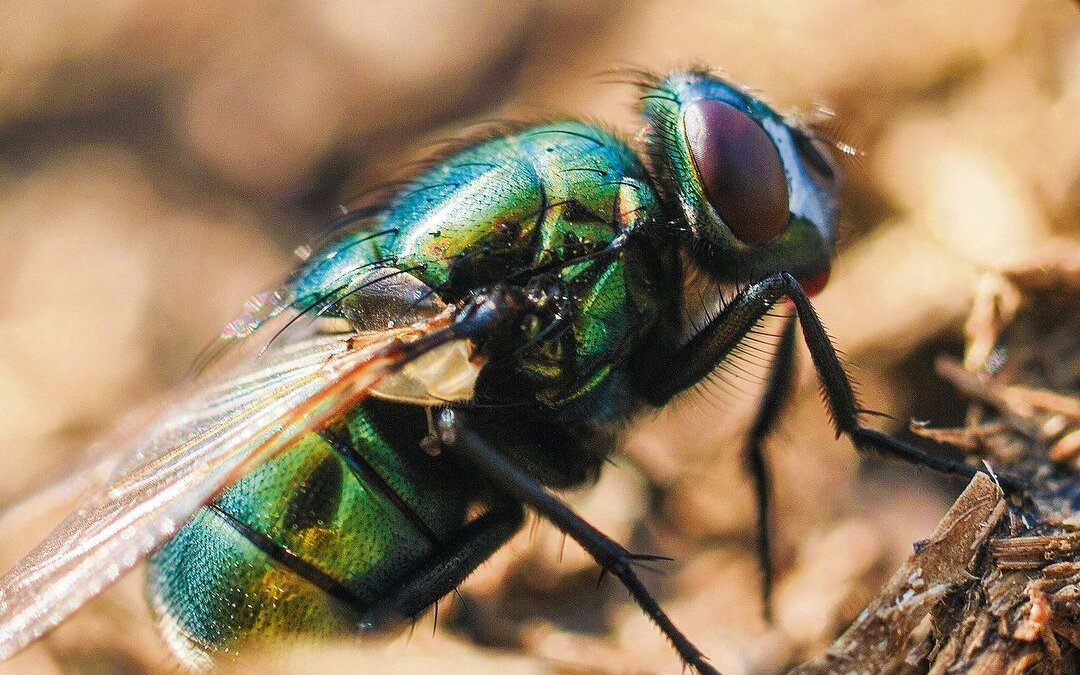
[0,305,458,661]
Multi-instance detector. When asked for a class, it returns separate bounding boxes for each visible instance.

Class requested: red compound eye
[684,100,790,246]
[783,267,830,309]
[798,267,831,297]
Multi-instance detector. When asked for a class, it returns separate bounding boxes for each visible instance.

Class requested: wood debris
[795,248,1080,674]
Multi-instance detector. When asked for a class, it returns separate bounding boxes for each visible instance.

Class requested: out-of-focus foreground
[0,2,1076,674]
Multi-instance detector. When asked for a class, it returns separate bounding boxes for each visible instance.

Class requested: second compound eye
[683,99,790,246]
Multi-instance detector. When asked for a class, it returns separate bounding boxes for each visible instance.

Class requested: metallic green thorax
[296,121,670,416]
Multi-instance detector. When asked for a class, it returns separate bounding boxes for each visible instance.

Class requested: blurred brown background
[0,1,1077,673]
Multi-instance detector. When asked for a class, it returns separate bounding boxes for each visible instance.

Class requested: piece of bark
[790,473,1006,674]
[795,253,1080,674]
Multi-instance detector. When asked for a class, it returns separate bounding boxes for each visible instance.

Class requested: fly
[0,69,1005,674]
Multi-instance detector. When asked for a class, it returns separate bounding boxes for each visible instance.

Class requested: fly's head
[641,70,840,294]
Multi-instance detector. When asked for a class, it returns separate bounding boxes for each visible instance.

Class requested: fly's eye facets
[684,100,789,246]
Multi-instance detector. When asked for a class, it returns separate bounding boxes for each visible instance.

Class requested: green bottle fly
[147,70,841,669]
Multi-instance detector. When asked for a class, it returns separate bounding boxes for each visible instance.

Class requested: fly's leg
[358,503,524,629]
[217,429,524,634]
[743,312,798,621]
[643,272,1020,491]
[436,411,722,675]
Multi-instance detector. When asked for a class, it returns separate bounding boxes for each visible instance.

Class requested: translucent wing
[0,282,304,547]
[0,304,458,661]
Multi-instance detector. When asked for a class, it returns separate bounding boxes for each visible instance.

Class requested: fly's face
[642,71,841,293]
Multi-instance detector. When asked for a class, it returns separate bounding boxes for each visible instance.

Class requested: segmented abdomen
[148,400,472,665]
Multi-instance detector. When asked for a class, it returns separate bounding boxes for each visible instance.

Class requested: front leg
[436,411,721,675]
[641,272,1019,489]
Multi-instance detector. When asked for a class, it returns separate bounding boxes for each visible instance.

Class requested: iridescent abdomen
[148,400,473,665]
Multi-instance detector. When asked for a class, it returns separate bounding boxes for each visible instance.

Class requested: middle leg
[743,312,799,621]
[436,411,722,675]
